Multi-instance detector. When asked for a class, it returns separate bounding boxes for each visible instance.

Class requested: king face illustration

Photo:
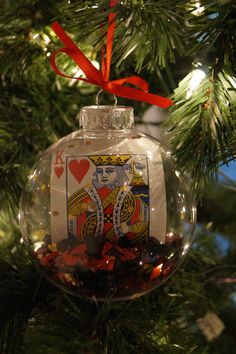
[67,154,149,244]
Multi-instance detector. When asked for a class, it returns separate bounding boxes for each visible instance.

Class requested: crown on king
[89,155,131,166]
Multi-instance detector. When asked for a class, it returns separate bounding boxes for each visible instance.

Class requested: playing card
[50,149,68,243]
[50,143,166,244]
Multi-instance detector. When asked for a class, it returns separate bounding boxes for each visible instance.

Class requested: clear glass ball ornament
[19,105,196,301]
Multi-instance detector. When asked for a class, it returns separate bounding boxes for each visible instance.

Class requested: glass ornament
[19,105,196,301]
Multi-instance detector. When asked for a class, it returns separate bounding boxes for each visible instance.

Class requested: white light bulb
[32,33,39,40]
[44,35,51,44]
[186,68,206,98]
[192,1,205,16]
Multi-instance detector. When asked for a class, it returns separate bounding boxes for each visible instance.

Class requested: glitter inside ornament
[19,105,196,301]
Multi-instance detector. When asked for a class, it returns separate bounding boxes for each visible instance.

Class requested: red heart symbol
[54,166,64,178]
[69,159,90,183]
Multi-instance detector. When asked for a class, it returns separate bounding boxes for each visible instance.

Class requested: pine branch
[163,1,236,194]
[185,0,236,75]
[167,67,236,195]
[0,226,38,354]
[58,0,190,70]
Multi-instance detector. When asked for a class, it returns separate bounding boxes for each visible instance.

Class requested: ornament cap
[79,105,134,131]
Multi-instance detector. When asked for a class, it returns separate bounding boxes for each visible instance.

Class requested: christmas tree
[0,1,236,353]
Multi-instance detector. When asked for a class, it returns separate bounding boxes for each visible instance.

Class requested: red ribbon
[50,3,173,108]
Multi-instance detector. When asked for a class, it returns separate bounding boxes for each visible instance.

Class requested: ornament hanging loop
[96,89,117,107]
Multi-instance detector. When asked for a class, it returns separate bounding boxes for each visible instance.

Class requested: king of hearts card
[50,150,166,245]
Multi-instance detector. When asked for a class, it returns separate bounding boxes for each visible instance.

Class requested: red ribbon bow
[50,3,173,108]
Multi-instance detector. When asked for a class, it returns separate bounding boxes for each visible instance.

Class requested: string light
[69,60,100,86]
[44,35,51,45]
[186,66,206,98]
[32,33,39,40]
[192,1,205,16]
